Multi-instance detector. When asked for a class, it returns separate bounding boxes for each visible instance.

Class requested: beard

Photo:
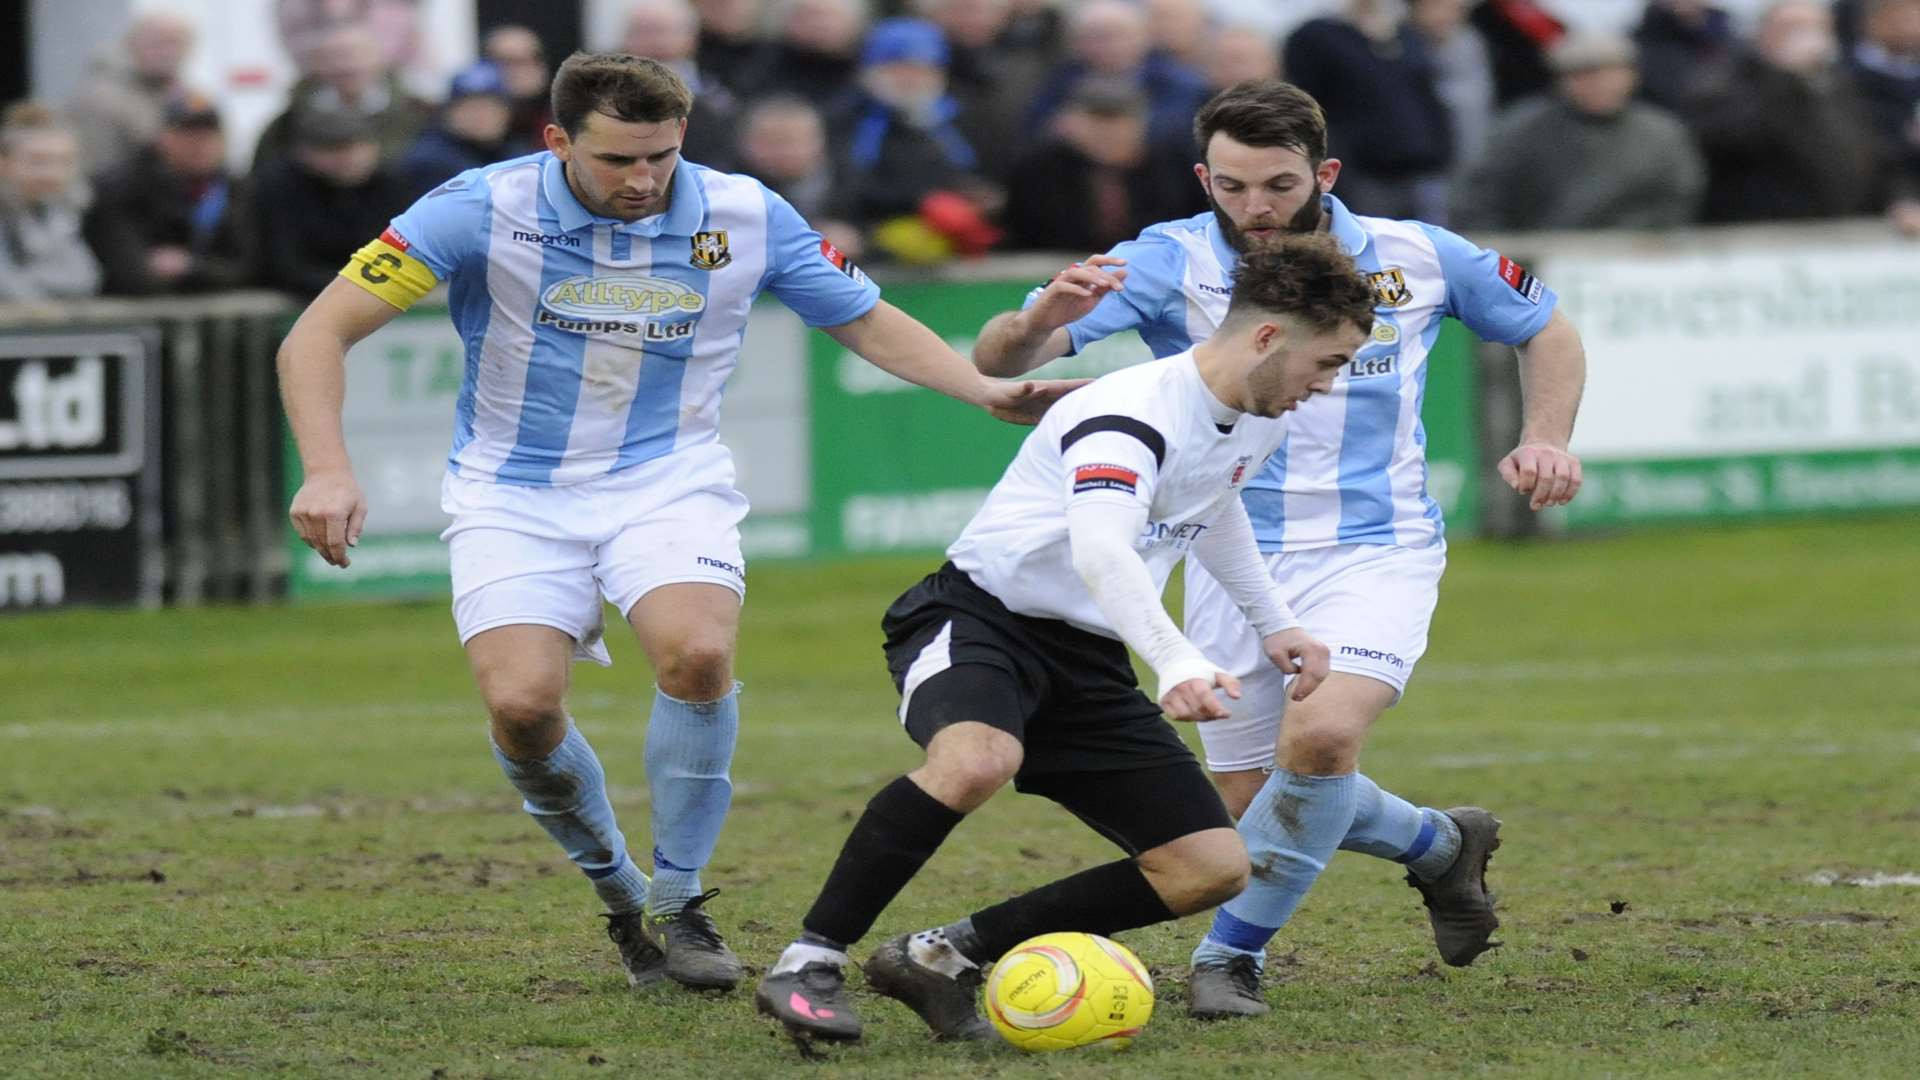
[1211,181,1326,253]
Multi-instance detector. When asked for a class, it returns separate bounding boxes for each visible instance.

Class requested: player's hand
[1498,442,1583,511]
[979,377,1092,425]
[1023,255,1128,332]
[1261,629,1330,702]
[1162,672,1240,723]
[289,469,368,568]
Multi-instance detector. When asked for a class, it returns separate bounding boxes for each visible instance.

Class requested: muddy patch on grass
[1806,870,1920,888]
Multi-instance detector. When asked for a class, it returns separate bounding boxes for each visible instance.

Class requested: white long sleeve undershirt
[1065,497,1221,702]
[1190,495,1299,638]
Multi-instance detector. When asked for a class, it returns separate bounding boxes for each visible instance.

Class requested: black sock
[801,776,964,947]
[959,858,1175,965]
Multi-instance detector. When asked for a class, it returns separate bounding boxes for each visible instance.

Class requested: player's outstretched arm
[972,255,1128,377]
[1500,308,1587,511]
[1064,498,1239,722]
[279,278,406,568]
[825,299,1087,424]
[1190,498,1329,702]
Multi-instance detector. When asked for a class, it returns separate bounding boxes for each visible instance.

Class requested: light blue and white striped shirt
[1041,194,1556,552]
[379,152,879,487]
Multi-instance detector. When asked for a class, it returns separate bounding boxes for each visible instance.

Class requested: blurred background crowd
[4,0,1919,305]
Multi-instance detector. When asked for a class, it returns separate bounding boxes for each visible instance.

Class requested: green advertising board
[808,280,1483,557]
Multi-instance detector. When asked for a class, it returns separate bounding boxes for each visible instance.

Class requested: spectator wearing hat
[1000,76,1207,253]
[834,18,986,228]
[86,92,251,296]
[0,104,101,303]
[1025,0,1210,147]
[251,110,413,297]
[253,22,433,172]
[65,12,196,175]
[483,25,555,151]
[1454,31,1705,231]
[399,62,523,199]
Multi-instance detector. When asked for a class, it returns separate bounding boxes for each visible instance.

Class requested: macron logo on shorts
[1073,464,1140,495]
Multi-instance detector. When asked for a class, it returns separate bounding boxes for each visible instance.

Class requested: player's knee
[916,727,1021,810]
[1142,828,1249,914]
[654,640,735,701]
[1280,723,1365,777]
[935,756,1019,809]
[1190,837,1252,909]
[486,690,568,755]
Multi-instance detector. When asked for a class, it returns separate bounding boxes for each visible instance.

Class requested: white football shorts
[1183,540,1446,772]
[440,444,749,666]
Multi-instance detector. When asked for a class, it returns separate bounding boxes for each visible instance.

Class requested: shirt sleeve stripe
[1060,415,1167,467]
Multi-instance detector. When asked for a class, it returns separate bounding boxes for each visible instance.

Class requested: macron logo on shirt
[513,230,581,248]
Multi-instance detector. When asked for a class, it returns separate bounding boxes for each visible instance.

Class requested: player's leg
[757,669,1027,1042]
[1188,672,1393,1013]
[620,581,747,989]
[865,755,1244,1038]
[444,475,662,986]
[462,618,660,980]
[596,474,752,989]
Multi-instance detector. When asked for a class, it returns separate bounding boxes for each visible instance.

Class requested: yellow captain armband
[340,227,438,310]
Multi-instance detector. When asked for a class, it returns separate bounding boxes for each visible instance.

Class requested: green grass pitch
[3,516,1917,1078]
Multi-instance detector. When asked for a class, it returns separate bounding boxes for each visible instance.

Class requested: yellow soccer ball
[985,932,1155,1052]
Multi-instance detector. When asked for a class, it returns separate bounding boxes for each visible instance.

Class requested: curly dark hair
[1192,80,1328,163]
[551,52,693,136]
[1223,233,1375,336]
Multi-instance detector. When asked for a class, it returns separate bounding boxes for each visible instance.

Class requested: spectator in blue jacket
[399,62,520,199]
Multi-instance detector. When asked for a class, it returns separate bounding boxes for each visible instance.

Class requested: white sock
[908,927,979,977]
[771,941,847,975]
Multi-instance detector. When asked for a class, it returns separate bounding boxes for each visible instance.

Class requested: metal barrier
[1,291,300,607]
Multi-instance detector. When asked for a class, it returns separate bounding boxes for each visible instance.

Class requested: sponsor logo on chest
[538,272,707,338]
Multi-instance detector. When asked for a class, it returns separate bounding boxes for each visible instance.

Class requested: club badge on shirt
[690,230,732,270]
[1369,267,1412,308]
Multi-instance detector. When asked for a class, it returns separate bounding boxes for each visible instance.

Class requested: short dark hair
[550,51,693,136]
[1192,79,1328,163]
[1223,233,1374,337]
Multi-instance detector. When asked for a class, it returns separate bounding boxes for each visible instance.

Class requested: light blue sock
[1340,774,1462,881]
[1192,769,1359,972]
[644,682,740,914]
[493,725,650,914]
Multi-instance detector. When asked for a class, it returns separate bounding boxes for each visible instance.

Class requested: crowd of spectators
[4,0,1918,305]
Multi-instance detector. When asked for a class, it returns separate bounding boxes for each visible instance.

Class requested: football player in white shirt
[973,79,1589,1016]
[280,54,1079,995]
[754,234,1376,1044]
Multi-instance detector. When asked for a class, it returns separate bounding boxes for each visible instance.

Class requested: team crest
[1229,455,1253,486]
[1369,267,1412,308]
[690,230,732,270]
